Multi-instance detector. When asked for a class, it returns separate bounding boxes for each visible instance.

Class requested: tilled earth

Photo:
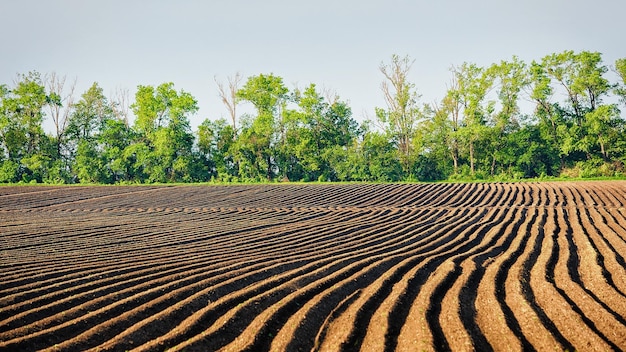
[1,182,626,351]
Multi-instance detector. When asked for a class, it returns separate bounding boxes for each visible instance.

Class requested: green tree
[45,73,75,172]
[67,83,116,183]
[99,119,134,182]
[130,82,198,182]
[235,74,288,180]
[486,56,527,176]
[361,129,403,182]
[450,63,494,176]
[73,139,105,183]
[429,76,464,175]
[528,59,567,171]
[279,84,358,181]
[0,72,54,182]
[420,102,454,177]
[67,83,113,142]
[539,51,616,162]
[197,118,238,180]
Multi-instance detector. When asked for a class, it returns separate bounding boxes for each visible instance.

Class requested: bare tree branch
[215,72,242,135]
[45,72,76,157]
[111,87,130,126]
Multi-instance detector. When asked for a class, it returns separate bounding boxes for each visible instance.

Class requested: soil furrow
[3,182,626,351]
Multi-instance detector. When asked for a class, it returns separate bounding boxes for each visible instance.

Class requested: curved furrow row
[269,208,483,352]
[450,183,482,208]
[524,207,579,350]
[344,182,512,349]
[0,205,348,324]
[0,186,59,197]
[472,206,528,351]
[390,183,436,207]
[166,208,488,352]
[411,183,456,207]
[597,206,626,245]
[283,207,485,352]
[2,182,626,351]
[506,206,566,350]
[0,187,160,210]
[83,208,448,350]
[390,206,501,351]
[433,206,513,350]
[427,183,467,208]
[524,205,614,350]
[320,207,515,351]
[550,207,620,350]
[0,206,426,350]
[360,184,438,208]
[0,209,300,287]
[145,208,462,349]
[400,183,441,207]
[563,186,626,297]
[0,208,376,324]
[579,207,626,296]
[2,210,311,299]
[591,182,624,207]
[1,212,360,346]
[605,182,626,206]
[485,207,539,351]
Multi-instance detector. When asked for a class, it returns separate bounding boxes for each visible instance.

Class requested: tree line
[1,50,625,184]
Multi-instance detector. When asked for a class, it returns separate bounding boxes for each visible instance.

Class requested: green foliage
[129,82,199,183]
[0,160,19,183]
[614,58,626,106]
[414,154,445,182]
[1,50,625,184]
[74,139,105,183]
[67,83,113,142]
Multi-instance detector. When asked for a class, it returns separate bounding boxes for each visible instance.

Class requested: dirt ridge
[1,181,626,351]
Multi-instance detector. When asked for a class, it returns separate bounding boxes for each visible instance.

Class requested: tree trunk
[267,155,273,180]
[451,140,459,175]
[470,141,475,176]
[452,154,458,175]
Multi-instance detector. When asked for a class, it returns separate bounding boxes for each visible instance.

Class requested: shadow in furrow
[49,259,316,351]
[587,208,626,271]
[340,260,427,351]
[277,210,469,352]
[180,258,381,351]
[576,208,626,299]
[236,260,403,352]
[311,289,363,352]
[546,209,621,351]
[492,208,536,351]
[383,209,483,351]
[519,209,574,351]
[457,208,522,352]
[425,209,506,350]
[557,210,625,349]
[383,258,445,351]
[460,208,526,351]
[426,265,462,352]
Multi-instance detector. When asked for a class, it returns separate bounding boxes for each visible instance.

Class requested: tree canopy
[1,50,625,184]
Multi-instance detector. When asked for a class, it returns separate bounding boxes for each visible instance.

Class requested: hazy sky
[1,0,624,129]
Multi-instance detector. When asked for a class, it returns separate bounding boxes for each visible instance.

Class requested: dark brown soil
[1,182,625,351]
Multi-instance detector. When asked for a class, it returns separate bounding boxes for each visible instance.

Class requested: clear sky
[1,0,624,130]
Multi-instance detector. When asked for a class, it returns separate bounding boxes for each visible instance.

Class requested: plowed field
[1,182,626,351]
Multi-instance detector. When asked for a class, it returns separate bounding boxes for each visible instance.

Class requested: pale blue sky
[1,0,624,129]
